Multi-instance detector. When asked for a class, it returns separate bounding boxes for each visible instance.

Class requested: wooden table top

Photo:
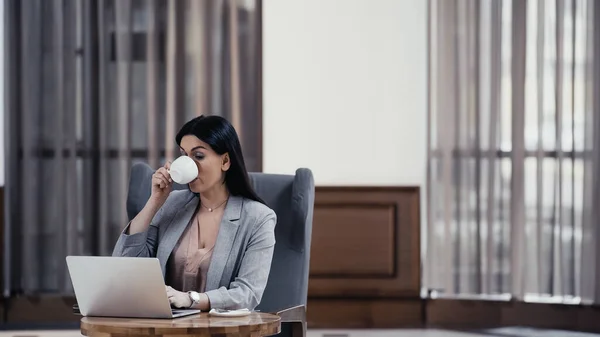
[80,312,281,337]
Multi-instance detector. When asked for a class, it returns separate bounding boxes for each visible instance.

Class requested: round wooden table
[80,312,281,337]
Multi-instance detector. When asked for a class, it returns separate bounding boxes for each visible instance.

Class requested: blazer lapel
[157,193,199,276]
[205,195,243,290]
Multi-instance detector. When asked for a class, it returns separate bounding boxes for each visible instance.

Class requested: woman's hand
[166,286,192,308]
[126,161,173,236]
[150,161,172,207]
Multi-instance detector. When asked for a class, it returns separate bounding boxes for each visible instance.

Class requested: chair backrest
[125,162,315,313]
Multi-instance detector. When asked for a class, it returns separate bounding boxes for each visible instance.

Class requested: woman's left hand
[166,285,192,308]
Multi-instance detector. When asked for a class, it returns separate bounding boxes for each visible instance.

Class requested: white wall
[262,0,428,188]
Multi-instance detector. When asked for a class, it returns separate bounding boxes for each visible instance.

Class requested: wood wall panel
[308,186,420,299]
[1,187,3,322]
[310,203,395,277]
[0,187,3,297]
[5,296,78,323]
[426,298,600,333]
[306,186,421,328]
[307,298,423,329]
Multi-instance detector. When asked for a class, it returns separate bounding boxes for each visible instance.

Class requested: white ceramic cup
[168,156,198,184]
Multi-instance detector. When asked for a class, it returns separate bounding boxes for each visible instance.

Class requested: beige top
[166,211,220,293]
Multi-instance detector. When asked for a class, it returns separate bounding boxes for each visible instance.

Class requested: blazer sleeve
[204,211,277,310]
[111,206,165,258]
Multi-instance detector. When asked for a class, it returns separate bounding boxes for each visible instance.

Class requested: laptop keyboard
[172,309,196,314]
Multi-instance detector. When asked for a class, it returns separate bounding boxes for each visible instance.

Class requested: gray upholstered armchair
[125,162,315,337]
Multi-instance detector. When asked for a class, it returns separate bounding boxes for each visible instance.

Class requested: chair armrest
[272,305,306,337]
[273,305,306,323]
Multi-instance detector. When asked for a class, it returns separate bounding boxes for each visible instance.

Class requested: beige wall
[261,0,428,187]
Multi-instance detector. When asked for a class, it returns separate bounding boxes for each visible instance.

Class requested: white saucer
[208,308,252,317]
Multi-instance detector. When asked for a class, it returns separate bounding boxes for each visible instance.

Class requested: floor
[0,328,599,337]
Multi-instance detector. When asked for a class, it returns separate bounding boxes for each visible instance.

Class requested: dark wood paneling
[578,306,600,332]
[310,203,395,277]
[0,187,3,323]
[0,186,3,296]
[306,186,421,328]
[426,298,502,328]
[426,298,600,333]
[309,186,420,299]
[5,296,78,323]
[307,298,423,329]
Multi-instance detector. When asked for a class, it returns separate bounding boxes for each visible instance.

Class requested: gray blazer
[112,190,277,310]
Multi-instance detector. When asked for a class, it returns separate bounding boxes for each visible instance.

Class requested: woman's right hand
[127,161,172,236]
[150,161,172,206]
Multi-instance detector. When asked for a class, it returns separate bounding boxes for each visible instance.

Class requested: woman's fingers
[153,167,172,188]
[154,175,169,188]
[156,167,172,184]
[152,163,173,190]
[153,176,168,189]
[166,286,174,299]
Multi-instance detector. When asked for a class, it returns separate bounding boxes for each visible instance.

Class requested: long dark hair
[175,115,265,204]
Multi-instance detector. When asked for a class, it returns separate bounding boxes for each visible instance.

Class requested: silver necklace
[201,198,228,212]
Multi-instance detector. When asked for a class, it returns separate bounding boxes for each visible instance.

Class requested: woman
[112,115,276,311]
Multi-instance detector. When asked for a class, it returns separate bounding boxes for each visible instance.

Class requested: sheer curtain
[3,0,262,295]
[425,0,600,303]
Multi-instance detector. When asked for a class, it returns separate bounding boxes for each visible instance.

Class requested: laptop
[66,255,200,319]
